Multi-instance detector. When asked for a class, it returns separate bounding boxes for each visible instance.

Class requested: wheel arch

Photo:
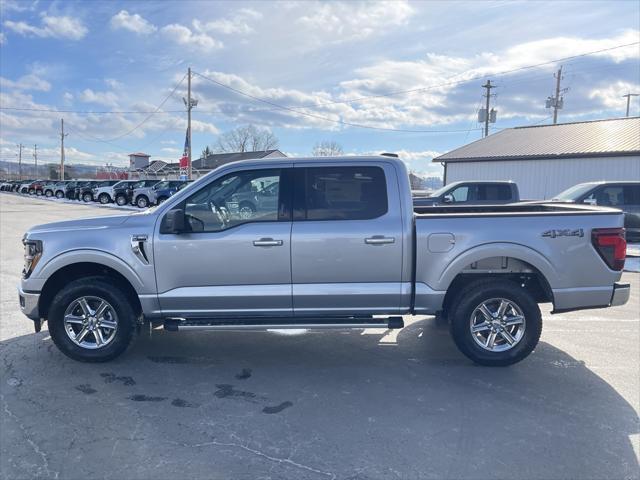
[38,261,142,320]
[438,243,557,314]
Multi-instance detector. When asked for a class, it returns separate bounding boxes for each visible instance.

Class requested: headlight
[22,238,43,279]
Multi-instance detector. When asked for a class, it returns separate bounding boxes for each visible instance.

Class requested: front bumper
[18,285,40,321]
[610,282,630,307]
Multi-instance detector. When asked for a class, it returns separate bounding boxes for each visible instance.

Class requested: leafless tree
[201,145,213,159]
[312,140,344,157]
[215,125,279,153]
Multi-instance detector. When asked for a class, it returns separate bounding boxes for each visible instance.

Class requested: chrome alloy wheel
[63,296,118,349]
[239,206,255,219]
[469,298,526,352]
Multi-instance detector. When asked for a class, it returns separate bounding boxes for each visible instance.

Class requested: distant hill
[0,160,106,180]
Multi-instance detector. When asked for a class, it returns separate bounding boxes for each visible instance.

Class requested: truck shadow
[1,318,638,479]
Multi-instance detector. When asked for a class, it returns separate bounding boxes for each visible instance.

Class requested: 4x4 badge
[542,229,584,238]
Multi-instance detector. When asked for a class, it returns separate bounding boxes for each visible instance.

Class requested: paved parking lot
[1,193,638,480]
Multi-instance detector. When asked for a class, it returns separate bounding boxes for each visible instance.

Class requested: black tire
[239,201,256,218]
[55,190,64,199]
[29,188,35,195]
[99,193,111,204]
[115,194,127,206]
[136,195,149,208]
[83,192,93,202]
[449,279,542,366]
[48,277,136,362]
[156,196,168,205]
[45,190,53,197]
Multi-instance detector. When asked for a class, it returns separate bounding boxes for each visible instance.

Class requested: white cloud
[193,8,262,35]
[296,0,414,44]
[161,23,223,51]
[3,14,88,40]
[105,78,123,89]
[0,32,5,44]
[78,89,119,107]
[110,10,157,35]
[161,147,181,154]
[589,80,640,110]
[0,0,37,13]
[0,74,51,91]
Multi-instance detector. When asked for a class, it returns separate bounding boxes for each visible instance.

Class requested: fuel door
[427,233,455,253]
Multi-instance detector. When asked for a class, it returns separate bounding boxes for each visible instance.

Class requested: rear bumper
[610,282,630,307]
[18,285,40,321]
[552,282,630,313]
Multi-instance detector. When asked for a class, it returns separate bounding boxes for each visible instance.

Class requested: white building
[128,152,151,170]
[435,117,640,200]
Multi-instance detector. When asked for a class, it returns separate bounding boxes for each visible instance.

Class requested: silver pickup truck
[19,156,629,365]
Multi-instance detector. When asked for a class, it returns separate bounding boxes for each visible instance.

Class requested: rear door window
[623,185,640,206]
[476,184,512,201]
[297,166,387,220]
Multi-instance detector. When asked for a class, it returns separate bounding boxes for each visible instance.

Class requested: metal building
[435,117,640,200]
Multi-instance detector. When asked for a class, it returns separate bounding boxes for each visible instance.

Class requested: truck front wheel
[448,279,542,366]
[47,277,136,362]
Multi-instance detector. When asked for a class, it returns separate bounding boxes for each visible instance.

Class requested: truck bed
[412,201,625,314]
[414,202,621,217]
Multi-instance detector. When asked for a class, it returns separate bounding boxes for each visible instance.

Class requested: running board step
[163,316,404,332]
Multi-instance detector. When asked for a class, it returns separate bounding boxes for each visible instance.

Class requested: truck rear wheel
[47,277,135,362]
[448,279,542,366]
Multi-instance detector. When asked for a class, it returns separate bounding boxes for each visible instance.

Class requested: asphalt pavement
[1,193,638,480]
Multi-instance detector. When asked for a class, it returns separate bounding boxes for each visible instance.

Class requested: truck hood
[27,214,133,235]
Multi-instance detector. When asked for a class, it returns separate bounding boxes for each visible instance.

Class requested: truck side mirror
[162,208,186,234]
[443,194,454,204]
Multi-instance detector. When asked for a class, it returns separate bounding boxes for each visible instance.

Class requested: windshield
[553,183,596,201]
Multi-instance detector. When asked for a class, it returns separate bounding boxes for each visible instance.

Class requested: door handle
[364,236,395,245]
[253,238,283,247]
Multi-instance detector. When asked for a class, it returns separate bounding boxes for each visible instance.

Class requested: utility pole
[60,118,68,180]
[622,93,639,117]
[187,67,192,180]
[481,80,495,138]
[545,66,566,124]
[182,67,198,180]
[553,66,562,124]
[33,144,38,178]
[17,143,23,180]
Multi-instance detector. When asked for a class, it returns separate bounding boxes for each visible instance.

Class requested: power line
[193,71,482,133]
[194,41,639,113]
[103,73,187,141]
[0,107,184,114]
[58,73,189,147]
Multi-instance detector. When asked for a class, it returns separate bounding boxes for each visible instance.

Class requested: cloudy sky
[1,0,639,176]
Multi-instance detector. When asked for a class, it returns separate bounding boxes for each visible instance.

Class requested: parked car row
[0,178,192,208]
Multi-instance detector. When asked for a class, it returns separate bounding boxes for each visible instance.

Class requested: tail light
[591,228,626,271]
